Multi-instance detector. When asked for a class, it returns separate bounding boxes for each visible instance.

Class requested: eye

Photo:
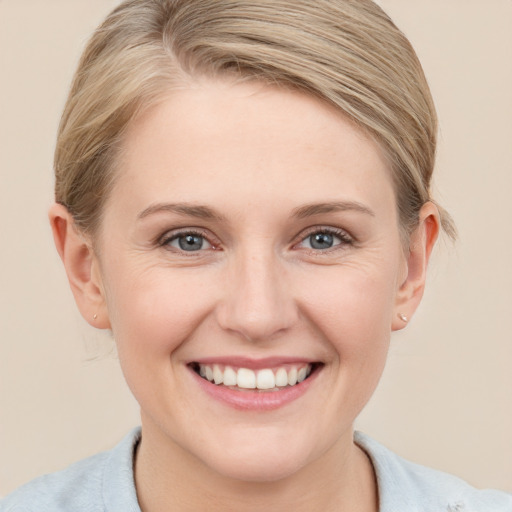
[307,232,337,250]
[298,228,352,251]
[163,232,213,252]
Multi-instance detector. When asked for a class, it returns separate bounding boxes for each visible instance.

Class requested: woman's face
[95,79,408,481]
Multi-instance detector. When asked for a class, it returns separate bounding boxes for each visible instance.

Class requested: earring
[398,313,408,323]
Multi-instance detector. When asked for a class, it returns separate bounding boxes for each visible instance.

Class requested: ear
[392,202,440,331]
[49,203,110,329]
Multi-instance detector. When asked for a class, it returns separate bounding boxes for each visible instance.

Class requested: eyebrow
[137,200,374,222]
[137,202,226,221]
[292,201,375,219]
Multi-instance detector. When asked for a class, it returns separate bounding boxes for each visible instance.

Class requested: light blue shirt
[1,428,511,511]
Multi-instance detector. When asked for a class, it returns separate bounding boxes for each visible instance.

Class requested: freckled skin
[54,79,437,511]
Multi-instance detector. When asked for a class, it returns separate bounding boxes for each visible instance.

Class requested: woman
[1,0,510,510]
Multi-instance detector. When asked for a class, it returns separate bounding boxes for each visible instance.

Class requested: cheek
[100,262,219,418]
[289,262,398,434]
[296,258,399,348]
[102,261,217,358]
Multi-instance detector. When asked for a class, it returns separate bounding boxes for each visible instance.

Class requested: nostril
[215,301,299,343]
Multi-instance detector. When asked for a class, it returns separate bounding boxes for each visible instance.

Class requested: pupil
[179,234,203,251]
[310,233,333,249]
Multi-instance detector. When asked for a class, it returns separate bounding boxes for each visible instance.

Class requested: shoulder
[355,432,512,512]
[0,428,141,512]
[1,452,108,512]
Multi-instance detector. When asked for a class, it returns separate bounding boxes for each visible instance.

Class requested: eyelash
[158,228,218,253]
[157,226,354,254]
[295,226,354,253]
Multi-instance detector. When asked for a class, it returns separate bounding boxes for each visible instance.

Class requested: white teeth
[297,367,307,383]
[213,364,223,385]
[223,366,237,386]
[196,363,314,390]
[237,368,256,389]
[256,369,275,390]
[275,368,288,387]
[287,367,298,386]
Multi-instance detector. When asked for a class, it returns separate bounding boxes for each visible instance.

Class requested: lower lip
[189,366,321,411]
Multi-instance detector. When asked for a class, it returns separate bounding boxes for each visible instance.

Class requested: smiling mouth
[189,362,321,392]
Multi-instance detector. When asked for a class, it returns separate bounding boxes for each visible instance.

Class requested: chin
[195,427,320,483]
[206,451,307,483]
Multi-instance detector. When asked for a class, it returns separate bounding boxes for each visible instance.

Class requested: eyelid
[293,225,354,250]
[155,225,353,254]
[157,227,221,251]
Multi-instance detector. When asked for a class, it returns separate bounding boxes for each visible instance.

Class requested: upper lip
[189,356,320,370]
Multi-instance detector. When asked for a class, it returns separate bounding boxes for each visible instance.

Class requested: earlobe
[49,203,110,329]
[392,202,440,331]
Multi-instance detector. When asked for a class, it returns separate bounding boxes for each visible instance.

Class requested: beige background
[1,0,511,496]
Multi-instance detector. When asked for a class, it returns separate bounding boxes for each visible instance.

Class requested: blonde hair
[55,0,455,239]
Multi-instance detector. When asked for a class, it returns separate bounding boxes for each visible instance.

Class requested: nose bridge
[217,243,297,342]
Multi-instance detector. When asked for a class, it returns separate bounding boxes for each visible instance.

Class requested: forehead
[112,79,396,220]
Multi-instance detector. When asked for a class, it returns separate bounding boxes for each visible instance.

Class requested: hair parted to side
[55,0,455,240]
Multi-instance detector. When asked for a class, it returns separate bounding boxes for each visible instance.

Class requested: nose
[215,249,299,343]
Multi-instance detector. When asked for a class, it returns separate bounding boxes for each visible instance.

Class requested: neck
[134,420,378,512]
